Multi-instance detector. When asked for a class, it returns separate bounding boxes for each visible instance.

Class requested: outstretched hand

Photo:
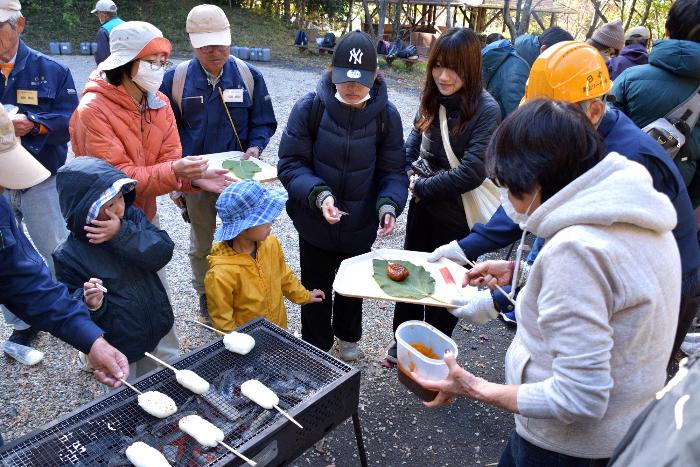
[306,289,326,304]
[464,260,514,290]
[411,351,484,408]
[377,214,395,236]
[88,337,129,387]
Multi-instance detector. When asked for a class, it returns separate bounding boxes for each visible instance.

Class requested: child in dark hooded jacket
[53,157,179,380]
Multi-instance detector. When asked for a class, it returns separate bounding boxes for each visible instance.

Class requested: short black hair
[540,26,574,48]
[666,0,700,42]
[485,33,505,44]
[486,99,604,202]
[103,62,132,86]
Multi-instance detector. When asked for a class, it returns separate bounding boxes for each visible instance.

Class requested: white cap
[98,21,171,71]
[186,4,231,49]
[91,0,117,14]
[0,0,21,22]
[626,25,651,41]
[0,105,49,190]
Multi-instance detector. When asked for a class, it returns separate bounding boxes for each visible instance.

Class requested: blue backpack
[294,30,308,46]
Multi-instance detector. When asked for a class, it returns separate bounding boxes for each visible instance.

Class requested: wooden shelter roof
[369,0,576,15]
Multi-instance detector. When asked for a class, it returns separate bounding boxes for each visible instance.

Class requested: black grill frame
[0,319,363,466]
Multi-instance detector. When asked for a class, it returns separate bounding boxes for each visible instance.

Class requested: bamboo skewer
[186,318,226,336]
[118,378,142,395]
[457,253,517,307]
[273,405,303,429]
[217,440,257,466]
[143,352,178,372]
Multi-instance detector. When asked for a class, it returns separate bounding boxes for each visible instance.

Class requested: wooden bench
[383,55,419,69]
[292,43,334,55]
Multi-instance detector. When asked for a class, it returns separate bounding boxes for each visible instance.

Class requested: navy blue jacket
[161,57,277,156]
[459,108,700,290]
[482,39,531,119]
[278,72,408,254]
[94,17,124,65]
[608,43,648,80]
[0,196,102,354]
[53,157,175,363]
[1,41,78,175]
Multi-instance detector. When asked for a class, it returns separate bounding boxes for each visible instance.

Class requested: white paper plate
[203,151,278,183]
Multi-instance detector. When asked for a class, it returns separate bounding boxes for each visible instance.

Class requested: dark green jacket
[611,39,700,205]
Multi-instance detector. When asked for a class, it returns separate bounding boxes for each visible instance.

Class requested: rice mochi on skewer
[137,391,177,419]
[125,441,171,467]
[175,369,210,394]
[223,331,255,355]
[241,379,279,409]
[178,414,224,448]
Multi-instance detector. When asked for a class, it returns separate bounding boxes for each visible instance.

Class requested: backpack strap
[232,55,255,100]
[666,83,700,136]
[172,59,190,115]
[307,92,388,147]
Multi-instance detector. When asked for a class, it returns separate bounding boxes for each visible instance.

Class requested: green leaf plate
[222,159,262,179]
[372,259,436,300]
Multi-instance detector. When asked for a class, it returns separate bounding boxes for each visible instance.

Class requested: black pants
[392,199,470,337]
[498,431,609,467]
[299,237,366,351]
[671,275,700,362]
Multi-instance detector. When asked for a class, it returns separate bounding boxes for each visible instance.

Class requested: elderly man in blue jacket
[0,105,128,417]
[0,0,80,350]
[161,4,277,320]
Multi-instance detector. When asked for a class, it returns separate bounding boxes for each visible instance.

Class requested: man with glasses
[91,0,123,66]
[161,4,277,322]
[0,0,78,356]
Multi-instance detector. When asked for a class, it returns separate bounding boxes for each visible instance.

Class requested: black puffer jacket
[278,71,408,254]
[406,91,501,229]
[53,157,175,362]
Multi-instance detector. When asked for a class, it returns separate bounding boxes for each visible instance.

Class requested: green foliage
[222,159,262,179]
[373,259,436,300]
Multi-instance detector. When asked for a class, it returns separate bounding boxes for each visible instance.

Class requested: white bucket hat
[98,21,172,72]
[187,4,231,49]
[0,105,49,190]
[91,0,117,14]
[0,0,21,23]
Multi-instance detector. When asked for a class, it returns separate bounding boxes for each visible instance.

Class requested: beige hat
[98,21,172,71]
[592,19,625,51]
[0,106,49,190]
[626,25,651,41]
[187,4,231,49]
[91,0,117,14]
[0,0,21,22]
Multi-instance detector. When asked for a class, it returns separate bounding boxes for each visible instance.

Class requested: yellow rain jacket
[204,235,310,331]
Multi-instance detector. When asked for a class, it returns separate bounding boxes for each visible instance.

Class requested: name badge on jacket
[16,90,39,106]
[223,89,244,103]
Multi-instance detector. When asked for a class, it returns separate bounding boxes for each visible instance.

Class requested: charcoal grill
[0,318,367,466]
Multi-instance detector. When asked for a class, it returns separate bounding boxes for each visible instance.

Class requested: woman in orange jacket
[69,21,231,222]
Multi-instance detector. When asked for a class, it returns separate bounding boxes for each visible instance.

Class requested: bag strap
[666,83,700,133]
[172,56,255,115]
[439,105,461,169]
[308,93,387,146]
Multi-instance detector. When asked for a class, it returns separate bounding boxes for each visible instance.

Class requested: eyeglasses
[143,60,173,71]
[199,45,229,54]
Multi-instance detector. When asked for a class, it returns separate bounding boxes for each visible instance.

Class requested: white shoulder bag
[438,105,500,228]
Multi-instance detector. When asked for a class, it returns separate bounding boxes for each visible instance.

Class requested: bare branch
[503,0,517,40]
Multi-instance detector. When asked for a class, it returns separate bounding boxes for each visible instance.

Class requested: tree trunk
[345,0,354,33]
[625,0,638,30]
[531,11,546,30]
[640,0,653,24]
[283,0,291,21]
[446,0,452,28]
[376,0,388,45]
[503,0,517,40]
[517,0,533,36]
[392,0,403,41]
[361,0,375,39]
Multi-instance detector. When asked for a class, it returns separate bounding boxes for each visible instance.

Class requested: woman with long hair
[387,27,501,362]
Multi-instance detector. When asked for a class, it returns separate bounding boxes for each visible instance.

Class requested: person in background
[514,26,574,67]
[485,33,505,45]
[53,157,179,381]
[416,99,680,466]
[0,0,78,355]
[587,19,625,60]
[278,31,407,361]
[608,25,650,79]
[386,27,501,363]
[482,38,530,119]
[91,0,123,66]
[205,180,324,332]
[161,4,277,322]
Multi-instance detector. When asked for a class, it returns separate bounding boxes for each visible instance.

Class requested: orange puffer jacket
[70,71,190,221]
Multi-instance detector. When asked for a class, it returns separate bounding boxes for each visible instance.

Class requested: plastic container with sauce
[395,320,458,401]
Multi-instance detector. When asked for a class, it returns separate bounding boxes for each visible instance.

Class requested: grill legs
[351,412,368,467]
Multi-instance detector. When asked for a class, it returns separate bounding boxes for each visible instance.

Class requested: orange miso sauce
[396,343,443,402]
[410,342,441,360]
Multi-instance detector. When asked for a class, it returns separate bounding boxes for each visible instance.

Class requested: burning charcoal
[241,409,275,440]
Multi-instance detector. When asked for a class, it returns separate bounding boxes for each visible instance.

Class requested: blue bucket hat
[214,180,288,242]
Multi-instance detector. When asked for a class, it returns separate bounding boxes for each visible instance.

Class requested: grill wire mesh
[0,319,355,466]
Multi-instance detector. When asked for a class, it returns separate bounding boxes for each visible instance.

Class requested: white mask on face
[499,187,539,230]
[132,60,166,94]
[335,91,370,105]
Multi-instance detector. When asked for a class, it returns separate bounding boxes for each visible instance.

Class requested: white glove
[448,289,498,324]
[426,240,467,265]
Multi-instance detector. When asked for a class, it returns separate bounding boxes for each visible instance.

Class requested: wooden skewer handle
[185,318,226,336]
[143,352,177,372]
[118,378,142,395]
[218,441,257,466]
[274,405,303,429]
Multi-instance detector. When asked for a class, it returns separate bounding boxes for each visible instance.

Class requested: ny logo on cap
[349,48,363,65]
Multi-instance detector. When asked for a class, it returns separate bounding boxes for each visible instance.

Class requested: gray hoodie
[507,153,681,458]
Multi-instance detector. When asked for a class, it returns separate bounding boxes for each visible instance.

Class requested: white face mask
[132,60,166,94]
[335,91,370,105]
[499,187,539,230]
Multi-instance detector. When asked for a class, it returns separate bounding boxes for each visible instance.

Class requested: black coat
[278,72,408,254]
[53,157,175,363]
[406,91,501,231]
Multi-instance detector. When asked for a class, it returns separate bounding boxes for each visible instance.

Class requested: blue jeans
[499,431,609,467]
[2,175,68,330]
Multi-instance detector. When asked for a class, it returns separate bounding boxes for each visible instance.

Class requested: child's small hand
[84,278,104,310]
[84,208,121,244]
[307,289,325,303]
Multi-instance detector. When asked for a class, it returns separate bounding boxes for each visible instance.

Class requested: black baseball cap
[332,31,377,89]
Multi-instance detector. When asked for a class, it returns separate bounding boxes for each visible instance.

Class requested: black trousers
[392,199,470,337]
[671,275,700,362]
[299,236,367,351]
[498,431,609,467]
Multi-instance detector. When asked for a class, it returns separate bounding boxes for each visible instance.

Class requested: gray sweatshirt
[508,153,681,458]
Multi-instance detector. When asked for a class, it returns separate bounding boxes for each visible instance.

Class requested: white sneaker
[337,339,359,361]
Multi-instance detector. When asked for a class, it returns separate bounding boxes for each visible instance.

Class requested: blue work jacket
[1,41,78,175]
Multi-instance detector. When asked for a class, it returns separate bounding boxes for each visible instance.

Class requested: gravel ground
[0,55,515,465]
